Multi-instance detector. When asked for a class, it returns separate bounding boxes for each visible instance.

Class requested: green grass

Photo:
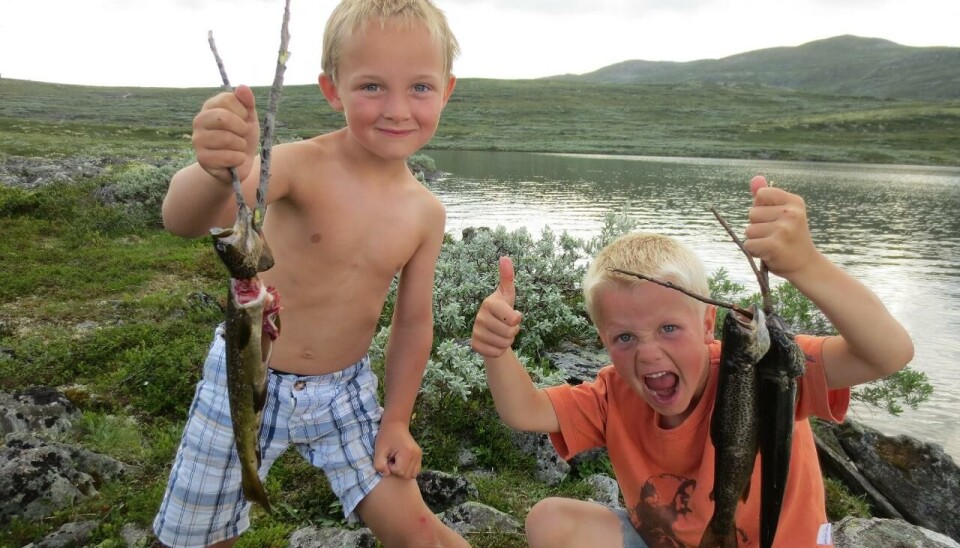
[3,77,959,165]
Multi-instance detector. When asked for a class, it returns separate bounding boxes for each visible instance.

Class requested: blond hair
[583,232,710,321]
[322,0,460,83]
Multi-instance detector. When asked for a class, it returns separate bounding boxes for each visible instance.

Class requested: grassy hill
[552,35,960,101]
[2,75,959,166]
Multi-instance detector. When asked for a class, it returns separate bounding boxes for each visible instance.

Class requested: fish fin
[252,379,269,415]
[699,525,739,548]
[241,473,273,514]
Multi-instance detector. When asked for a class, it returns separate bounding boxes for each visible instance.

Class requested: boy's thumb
[235,84,258,121]
[497,255,516,307]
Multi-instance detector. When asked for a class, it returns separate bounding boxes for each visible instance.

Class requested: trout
[756,313,805,548]
[203,0,289,513]
[212,201,280,513]
[700,305,770,548]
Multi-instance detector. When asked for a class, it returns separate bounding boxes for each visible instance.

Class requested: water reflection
[425,149,960,458]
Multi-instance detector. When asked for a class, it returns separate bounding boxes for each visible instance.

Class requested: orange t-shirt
[545,335,849,548]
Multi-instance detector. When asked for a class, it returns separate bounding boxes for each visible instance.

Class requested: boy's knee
[395,512,462,547]
[525,497,568,545]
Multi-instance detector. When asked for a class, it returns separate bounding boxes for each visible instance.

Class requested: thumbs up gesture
[471,256,523,358]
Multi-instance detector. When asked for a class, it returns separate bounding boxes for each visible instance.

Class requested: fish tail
[699,520,739,548]
[241,470,273,514]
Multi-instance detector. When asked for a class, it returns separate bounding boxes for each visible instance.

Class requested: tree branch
[610,268,754,319]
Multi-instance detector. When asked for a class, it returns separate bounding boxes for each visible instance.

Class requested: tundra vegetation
[0,77,941,546]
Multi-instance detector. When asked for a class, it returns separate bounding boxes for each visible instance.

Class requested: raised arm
[162,85,262,237]
[743,176,914,389]
[471,256,560,433]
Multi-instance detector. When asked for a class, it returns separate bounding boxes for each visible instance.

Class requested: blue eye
[616,333,633,344]
[413,84,429,93]
[362,84,380,92]
[662,324,678,334]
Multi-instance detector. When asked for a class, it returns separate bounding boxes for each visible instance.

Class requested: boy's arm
[162,85,263,237]
[471,256,561,433]
[375,202,445,479]
[744,176,914,389]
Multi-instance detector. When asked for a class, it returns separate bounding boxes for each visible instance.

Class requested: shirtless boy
[153,1,467,546]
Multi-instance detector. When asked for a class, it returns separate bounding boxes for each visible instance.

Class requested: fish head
[211,204,275,279]
[721,304,771,365]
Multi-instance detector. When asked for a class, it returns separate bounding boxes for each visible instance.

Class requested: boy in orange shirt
[471,176,914,547]
[153,0,468,546]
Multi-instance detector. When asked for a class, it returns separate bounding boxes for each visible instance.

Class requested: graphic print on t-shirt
[630,472,751,547]
[630,473,696,547]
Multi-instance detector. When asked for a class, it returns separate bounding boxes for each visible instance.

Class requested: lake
[424,149,960,460]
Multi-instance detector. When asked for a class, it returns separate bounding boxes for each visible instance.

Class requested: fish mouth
[644,370,680,401]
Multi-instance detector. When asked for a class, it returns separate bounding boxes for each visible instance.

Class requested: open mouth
[644,371,679,401]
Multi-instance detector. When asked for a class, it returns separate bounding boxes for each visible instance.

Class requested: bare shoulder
[399,172,446,244]
[263,137,335,200]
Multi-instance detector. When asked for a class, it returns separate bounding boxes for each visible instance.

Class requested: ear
[702,305,717,344]
[318,73,344,112]
[441,75,457,107]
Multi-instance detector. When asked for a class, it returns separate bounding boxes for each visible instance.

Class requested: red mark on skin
[310,233,321,244]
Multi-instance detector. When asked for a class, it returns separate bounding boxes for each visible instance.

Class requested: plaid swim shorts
[153,325,384,547]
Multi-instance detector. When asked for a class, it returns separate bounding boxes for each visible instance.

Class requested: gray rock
[0,433,135,525]
[288,526,376,548]
[416,469,479,513]
[511,431,570,485]
[831,420,960,541]
[23,520,99,548]
[585,473,622,508]
[457,447,478,469]
[834,516,960,548]
[119,523,151,547]
[0,155,118,189]
[544,341,608,384]
[813,420,903,519]
[0,386,81,439]
[440,501,523,536]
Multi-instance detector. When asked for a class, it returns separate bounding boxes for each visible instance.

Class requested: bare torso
[255,132,443,374]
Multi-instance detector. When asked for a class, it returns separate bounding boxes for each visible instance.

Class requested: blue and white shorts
[153,326,384,547]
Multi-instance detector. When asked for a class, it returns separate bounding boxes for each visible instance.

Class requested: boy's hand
[373,421,422,480]
[744,175,821,280]
[471,256,523,358]
[192,84,260,185]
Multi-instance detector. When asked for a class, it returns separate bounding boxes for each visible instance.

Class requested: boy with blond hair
[471,177,914,547]
[153,0,468,546]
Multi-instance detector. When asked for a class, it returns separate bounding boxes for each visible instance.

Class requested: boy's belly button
[301,350,315,359]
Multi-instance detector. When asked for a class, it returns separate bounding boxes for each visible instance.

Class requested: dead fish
[212,201,279,513]
[756,313,805,548]
[700,305,770,548]
[210,202,273,280]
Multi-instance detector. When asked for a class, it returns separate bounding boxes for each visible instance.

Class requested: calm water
[424,149,960,459]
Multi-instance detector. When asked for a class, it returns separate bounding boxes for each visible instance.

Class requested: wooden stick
[256,0,292,225]
[610,268,754,319]
[206,30,245,211]
[710,206,773,313]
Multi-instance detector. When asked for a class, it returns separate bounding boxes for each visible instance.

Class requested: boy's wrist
[380,412,413,429]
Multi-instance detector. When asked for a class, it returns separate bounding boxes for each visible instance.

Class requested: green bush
[96,161,181,230]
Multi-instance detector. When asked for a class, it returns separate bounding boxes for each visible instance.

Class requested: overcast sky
[1,0,958,88]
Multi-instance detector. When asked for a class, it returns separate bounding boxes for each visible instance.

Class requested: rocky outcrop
[834,516,960,548]
[0,155,122,189]
[816,419,960,542]
[0,387,136,526]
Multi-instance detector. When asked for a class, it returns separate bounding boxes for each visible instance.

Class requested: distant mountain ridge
[548,35,960,100]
